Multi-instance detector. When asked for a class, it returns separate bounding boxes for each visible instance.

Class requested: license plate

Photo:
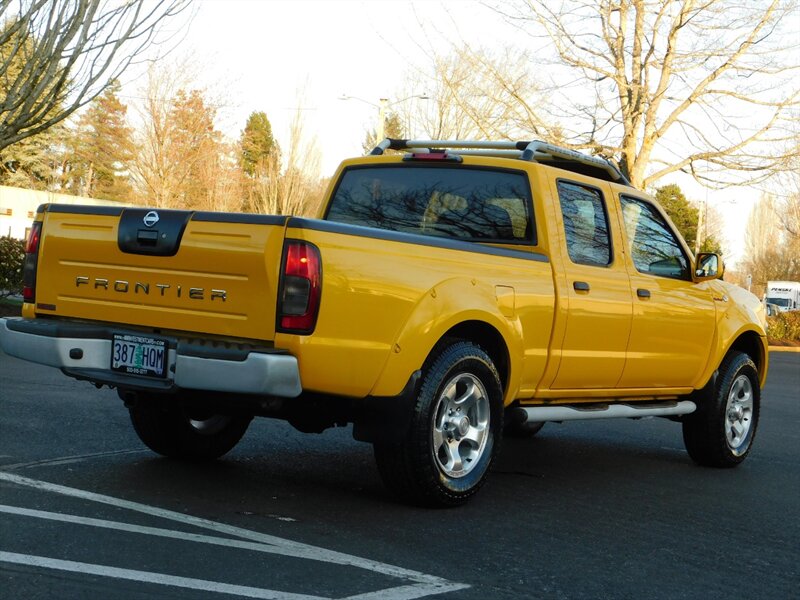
[111,334,167,378]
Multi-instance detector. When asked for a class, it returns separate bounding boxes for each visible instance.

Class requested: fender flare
[368,277,523,401]
[697,324,769,390]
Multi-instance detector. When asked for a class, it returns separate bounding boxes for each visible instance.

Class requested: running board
[513,400,696,423]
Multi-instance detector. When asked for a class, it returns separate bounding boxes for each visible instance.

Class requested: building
[0,186,129,240]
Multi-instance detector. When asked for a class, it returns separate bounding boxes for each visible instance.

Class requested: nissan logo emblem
[143,211,160,228]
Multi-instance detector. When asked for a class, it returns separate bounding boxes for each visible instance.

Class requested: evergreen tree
[0,126,62,190]
[699,236,723,255]
[362,111,404,154]
[654,184,721,255]
[240,112,276,177]
[655,184,699,248]
[69,82,135,201]
[169,89,221,208]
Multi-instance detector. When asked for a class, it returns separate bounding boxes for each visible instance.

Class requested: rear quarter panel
[275,220,556,400]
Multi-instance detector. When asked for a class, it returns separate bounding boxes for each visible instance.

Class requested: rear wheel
[682,352,760,467]
[373,341,503,507]
[128,396,252,461]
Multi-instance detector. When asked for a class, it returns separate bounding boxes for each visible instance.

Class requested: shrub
[0,236,25,298]
[767,311,800,345]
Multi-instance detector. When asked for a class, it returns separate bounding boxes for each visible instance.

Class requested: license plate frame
[111,334,167,378]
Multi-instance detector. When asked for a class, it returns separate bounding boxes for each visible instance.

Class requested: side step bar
[513,400,696,423]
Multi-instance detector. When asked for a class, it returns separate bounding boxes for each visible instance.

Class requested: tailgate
[33,205,287,341]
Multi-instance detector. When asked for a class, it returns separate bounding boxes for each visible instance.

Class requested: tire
[129,397,252,461]
[373,341,504,507]
[682,351,760,467]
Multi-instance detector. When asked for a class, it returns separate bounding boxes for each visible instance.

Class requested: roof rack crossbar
[369,138,631,186]
[405,139,521,150]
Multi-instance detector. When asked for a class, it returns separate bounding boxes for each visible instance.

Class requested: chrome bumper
[0,317,302,398]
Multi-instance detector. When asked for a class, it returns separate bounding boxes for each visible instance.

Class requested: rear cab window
[556,180,612,267]
[325,165,535,245]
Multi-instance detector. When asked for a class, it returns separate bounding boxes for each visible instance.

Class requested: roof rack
[369,138,631,186]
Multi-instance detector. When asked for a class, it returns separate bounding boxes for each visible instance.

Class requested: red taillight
[23,221,42,303]
[25,221,42,253]
[278,241,321,334]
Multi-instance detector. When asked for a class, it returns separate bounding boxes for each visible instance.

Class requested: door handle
[573,281,590,292]
[637,288,651,298]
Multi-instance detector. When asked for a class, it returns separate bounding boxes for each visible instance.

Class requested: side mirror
[694,252,724,282]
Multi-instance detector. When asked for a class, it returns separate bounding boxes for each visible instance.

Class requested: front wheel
[373,341,503,507]
[129,396,252,461]
[682,351,760,467]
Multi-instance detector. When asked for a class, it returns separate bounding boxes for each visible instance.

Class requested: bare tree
[248,96,323,217]
[742,194,800,292]
[779,186,800,241]
[131,62,187,207]
[771,139,800,241]
[131,61,240,211]
[395,45,547,141]
[699,201,725,255]
[199,141,243,213]
[491,0,800,188]
[0,0,191,151]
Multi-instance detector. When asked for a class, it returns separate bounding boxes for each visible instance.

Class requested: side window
[620,196,690,280]
[556,181,611,267]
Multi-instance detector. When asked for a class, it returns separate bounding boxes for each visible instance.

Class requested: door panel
[552,264,633,389]
[550,180,632,390]
[617,196,716,388]
[620,276,716,387]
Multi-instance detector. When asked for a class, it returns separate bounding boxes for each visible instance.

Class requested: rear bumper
[0,317,302,398]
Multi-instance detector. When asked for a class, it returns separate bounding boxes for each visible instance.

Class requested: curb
[768,346,800,353]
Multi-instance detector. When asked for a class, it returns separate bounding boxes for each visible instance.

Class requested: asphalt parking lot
[1,349,798,599]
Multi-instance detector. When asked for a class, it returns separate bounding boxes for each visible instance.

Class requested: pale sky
[168,0,500,175]
[120,0,794,268]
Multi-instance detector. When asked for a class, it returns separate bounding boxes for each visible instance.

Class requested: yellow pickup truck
[0,139,768,506]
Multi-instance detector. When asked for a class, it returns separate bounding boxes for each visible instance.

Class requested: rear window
[325,165,534,244]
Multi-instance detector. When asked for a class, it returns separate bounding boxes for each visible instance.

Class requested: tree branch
[0,0,192,150]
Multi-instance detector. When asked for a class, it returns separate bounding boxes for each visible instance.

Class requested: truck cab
[765,281,800,312]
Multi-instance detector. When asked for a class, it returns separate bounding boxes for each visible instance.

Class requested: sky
[118,0,797,269]
[153,0,499,175]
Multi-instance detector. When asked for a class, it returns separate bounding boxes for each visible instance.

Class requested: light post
[339,93,429,141]
[377,98,388,141]
[695,191,708,255]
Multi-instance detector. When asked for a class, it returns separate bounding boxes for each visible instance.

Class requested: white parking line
[1,448,147,471]
[0,504,327,556]
[0,551,326,600]
[0,472,469,599]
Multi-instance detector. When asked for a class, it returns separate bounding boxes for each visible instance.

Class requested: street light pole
[377,98,388,141]
[695,202,704,255]
[339,93,429,142]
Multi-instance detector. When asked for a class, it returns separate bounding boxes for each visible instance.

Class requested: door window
[620,196,690,280]
[556,181,611,267]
